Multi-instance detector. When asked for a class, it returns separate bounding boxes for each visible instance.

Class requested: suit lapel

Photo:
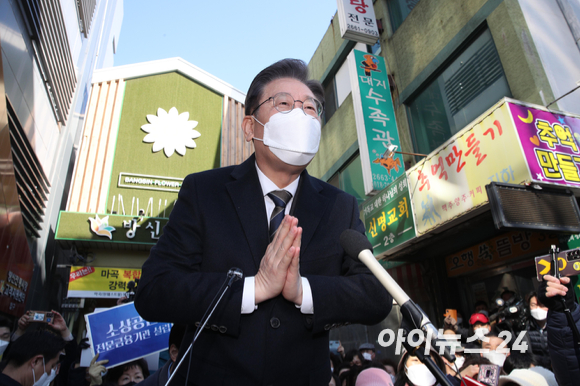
[291,171,329,256]
[226,155,269,270]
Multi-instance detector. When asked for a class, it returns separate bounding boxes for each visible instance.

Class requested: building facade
[0,0,123,318]
[308,0,580,356]
[53,58,249,335]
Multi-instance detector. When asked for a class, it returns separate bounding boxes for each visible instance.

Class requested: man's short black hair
[474,300,488,309]
[503,350,537,374]
[168,324,186,350]
[0,316,12,330]
[244,59,324,116]
[4,330,65,367]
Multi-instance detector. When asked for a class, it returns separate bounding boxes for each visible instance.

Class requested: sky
[113,0,339,94]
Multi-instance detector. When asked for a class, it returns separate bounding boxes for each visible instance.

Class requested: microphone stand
[340,230,453,386]
[165,268,243,386]
[398,300,454,386]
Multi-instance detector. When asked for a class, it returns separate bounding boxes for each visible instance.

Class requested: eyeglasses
[251,92,323,117]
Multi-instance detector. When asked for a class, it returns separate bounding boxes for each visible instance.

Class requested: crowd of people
[0,274,577,386]
[326,275,579,386]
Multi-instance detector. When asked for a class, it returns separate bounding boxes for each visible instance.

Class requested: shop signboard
[68,266,142,298]
[348,49,404,195]
[408,98,534,236]
[337,0,380,45]
[445,231,558,278]
[85,302,171,368]
[509,103,580,187]
[362,174,415,256]
[55,212,168,244]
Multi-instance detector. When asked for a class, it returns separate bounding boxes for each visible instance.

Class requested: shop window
[387,0,420,33]
[328,154,366,206]
[407,28,511,155]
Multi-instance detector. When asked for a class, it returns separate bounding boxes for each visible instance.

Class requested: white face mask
[531,308,548,321]
[405,364,437,386]
[253,109,321,166]
[0,339,9,356]
[482,350,507,367]
[32,358,57,386]
[474,327,489,339]
[362,352,372,361]
[454,356,465,370]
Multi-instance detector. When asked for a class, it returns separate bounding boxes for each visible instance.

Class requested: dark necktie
[267,190,292,241]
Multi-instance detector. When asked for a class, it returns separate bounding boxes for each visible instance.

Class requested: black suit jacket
[135,154,392,385]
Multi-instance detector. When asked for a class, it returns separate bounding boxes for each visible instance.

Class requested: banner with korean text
[348,50,404,195]
[85,302,171,368]
[337,0,379,45]
[509,103,580,187]
[68,266,142,298]
[362,175,415,257]
[445,231,558,277]
[407,99,530,235]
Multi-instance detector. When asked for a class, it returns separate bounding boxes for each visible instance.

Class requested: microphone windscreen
[340,229,373,258]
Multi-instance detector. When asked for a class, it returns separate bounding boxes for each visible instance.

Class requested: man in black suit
[135,59,392,385]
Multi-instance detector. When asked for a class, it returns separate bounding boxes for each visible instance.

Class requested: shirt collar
[255,162,300,197]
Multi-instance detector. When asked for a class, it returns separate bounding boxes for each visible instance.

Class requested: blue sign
[85,302,172,368]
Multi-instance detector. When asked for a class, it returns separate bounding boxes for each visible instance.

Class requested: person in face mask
[358,343,376,362]
[133,59,393,386]
[0,330,65,386]
[480,331,510,369]
[394,349,446,386]
[0,317,13,361]
[522,291,551,369]
[468,312,491,342]
[104,359,149,386]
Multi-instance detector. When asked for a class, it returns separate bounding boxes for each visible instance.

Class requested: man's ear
[169,344,179,363]
[242,116,255,142]
[30,354,44,368]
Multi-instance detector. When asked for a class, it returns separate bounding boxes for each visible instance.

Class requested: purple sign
[509,102,580,187]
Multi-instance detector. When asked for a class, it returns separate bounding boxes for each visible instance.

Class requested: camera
[489,296,527,332]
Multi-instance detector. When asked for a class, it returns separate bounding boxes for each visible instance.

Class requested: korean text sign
[445,231,558,277]
[348,50,404,195]
[363,175,416,256]
[407,100,530,235]
[337,0,380,45]
[68,266,142,298]
[509,103,580,187]
[85,302,171,369]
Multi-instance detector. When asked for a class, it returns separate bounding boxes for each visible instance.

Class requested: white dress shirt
[240,163,314,314]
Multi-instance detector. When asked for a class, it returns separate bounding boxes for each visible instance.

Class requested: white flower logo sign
[141,107,201,157]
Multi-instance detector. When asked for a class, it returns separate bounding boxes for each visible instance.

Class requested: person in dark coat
[522,291,550,369]
[538,274,580,386]
[134,59,392,386]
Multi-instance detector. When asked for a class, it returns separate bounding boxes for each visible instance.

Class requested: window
[387,0,420,33]
[323,79,338,123]
[407,29,511,155]
[328,154,366,206]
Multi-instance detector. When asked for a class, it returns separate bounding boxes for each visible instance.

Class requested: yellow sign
[407,101,530,235]
[445,231,557,277]
[67,266,142,298]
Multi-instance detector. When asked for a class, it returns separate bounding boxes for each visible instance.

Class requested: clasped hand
[255,215,303,305]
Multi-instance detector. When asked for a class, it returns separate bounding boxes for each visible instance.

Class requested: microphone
[166,268,244,386]
[339,229,456,363]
